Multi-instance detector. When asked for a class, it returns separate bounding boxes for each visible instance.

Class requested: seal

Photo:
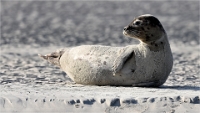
[39,14,173,87]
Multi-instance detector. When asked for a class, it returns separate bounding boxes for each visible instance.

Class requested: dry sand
[1,1,200,113]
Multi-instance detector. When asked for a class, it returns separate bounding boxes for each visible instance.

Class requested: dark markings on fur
[146,36,150,41]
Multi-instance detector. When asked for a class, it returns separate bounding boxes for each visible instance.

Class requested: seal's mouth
[123,26,139,38]
[123,29,138,39]
[123,30,128,36]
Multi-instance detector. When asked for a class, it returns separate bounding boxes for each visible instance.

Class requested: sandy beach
[1,1,199,113]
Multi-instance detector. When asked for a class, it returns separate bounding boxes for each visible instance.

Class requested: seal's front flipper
[112,47,136,76]
[39,49,65,67]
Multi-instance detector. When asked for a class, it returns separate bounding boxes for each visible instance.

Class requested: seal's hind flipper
[39,49,65,67]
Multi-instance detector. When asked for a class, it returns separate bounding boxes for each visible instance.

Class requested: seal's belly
[60,45,128,85]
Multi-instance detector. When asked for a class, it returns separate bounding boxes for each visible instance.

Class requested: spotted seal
[39,14,173,87]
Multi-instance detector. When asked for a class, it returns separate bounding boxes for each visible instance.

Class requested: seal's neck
[140,34,169,52]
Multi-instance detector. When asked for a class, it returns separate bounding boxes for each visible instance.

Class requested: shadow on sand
[160,85,200,91]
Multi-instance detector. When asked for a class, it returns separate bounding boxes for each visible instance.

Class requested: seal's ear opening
[39,49,65,67]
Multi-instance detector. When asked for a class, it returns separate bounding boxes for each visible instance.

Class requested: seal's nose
[124,26,128,31]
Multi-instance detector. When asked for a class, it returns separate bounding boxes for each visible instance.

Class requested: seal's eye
[134,21,141,26]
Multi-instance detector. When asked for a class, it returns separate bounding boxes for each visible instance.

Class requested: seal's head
[123,14,166,44]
